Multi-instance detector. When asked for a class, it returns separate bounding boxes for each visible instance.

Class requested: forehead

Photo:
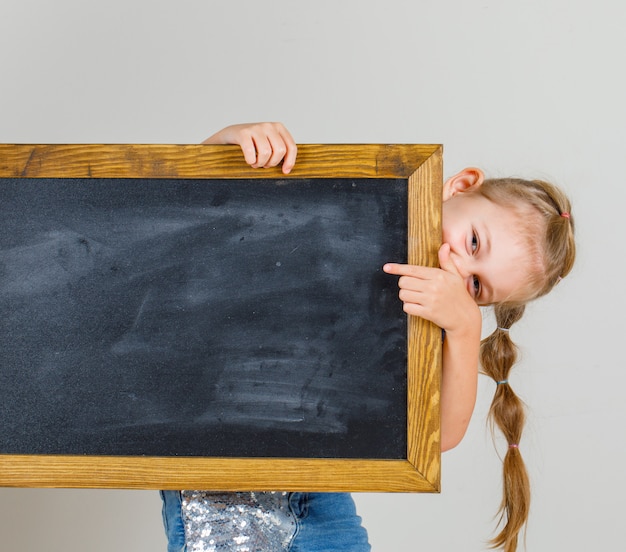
[482,225,534,304]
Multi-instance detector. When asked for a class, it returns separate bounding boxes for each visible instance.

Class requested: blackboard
[0,144,442,492]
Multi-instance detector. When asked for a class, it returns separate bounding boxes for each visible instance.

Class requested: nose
[448,250,471,279]
[448,250,477,297]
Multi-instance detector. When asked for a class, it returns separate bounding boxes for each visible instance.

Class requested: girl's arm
[202,122,297,174]
[383,244,481,452]
[439,313,480,451]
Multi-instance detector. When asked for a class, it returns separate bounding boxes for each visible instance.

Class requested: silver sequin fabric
[181,491,296,552]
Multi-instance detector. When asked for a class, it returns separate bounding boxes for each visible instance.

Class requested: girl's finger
[264,135,288,169]
[398,275,428,292]
[250,134,274,168]
[383,263,418,277]
[382,263,436,279]
[437,243,461,276]
[398,288,427,305]
[278,128,297,174]
[239,137,261,167]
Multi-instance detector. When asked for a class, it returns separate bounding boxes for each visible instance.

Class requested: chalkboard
[0,144,442,492]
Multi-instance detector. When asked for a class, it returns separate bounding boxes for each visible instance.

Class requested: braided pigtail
[480,303,530,552]
[473,176,575,550]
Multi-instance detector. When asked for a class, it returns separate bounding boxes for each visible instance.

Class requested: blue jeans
[160,491,371,551]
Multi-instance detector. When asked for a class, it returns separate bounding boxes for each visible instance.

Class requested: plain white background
[0,1,623,550]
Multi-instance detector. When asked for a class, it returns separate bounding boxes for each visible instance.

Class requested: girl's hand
[202,122,297,174]
[383,243,481,337]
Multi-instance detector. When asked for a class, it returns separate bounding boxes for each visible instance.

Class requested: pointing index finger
[383,263,427,277]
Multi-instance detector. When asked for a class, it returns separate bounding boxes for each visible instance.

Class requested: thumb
[438,243,460,276]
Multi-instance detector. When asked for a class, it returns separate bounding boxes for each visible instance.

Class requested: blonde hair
[476,178,576,551]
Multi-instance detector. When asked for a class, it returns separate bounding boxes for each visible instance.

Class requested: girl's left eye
[471,232,478,252]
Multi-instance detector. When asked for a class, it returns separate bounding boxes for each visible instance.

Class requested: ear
[442,167,485,201]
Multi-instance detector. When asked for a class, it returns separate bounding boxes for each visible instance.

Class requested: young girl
[161,122,576,552]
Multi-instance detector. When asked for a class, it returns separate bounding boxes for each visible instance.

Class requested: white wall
[1,1,623,550]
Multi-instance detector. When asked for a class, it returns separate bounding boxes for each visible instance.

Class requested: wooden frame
[0,143,442,492]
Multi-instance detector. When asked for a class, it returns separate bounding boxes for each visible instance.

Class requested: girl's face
[442,191,535,306]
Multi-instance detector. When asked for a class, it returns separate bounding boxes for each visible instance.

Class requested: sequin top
[181,491,296,552]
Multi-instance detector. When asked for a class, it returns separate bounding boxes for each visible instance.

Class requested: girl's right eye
[472,275,481,298]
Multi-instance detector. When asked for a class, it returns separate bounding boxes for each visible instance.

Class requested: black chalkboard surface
[1,177,407,458]
[0,144,442,492]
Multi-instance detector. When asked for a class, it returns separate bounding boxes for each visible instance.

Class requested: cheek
[441,220,461,248]
[441,205,458,244]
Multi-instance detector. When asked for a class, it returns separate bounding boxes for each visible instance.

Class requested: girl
[161,122,575,552]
